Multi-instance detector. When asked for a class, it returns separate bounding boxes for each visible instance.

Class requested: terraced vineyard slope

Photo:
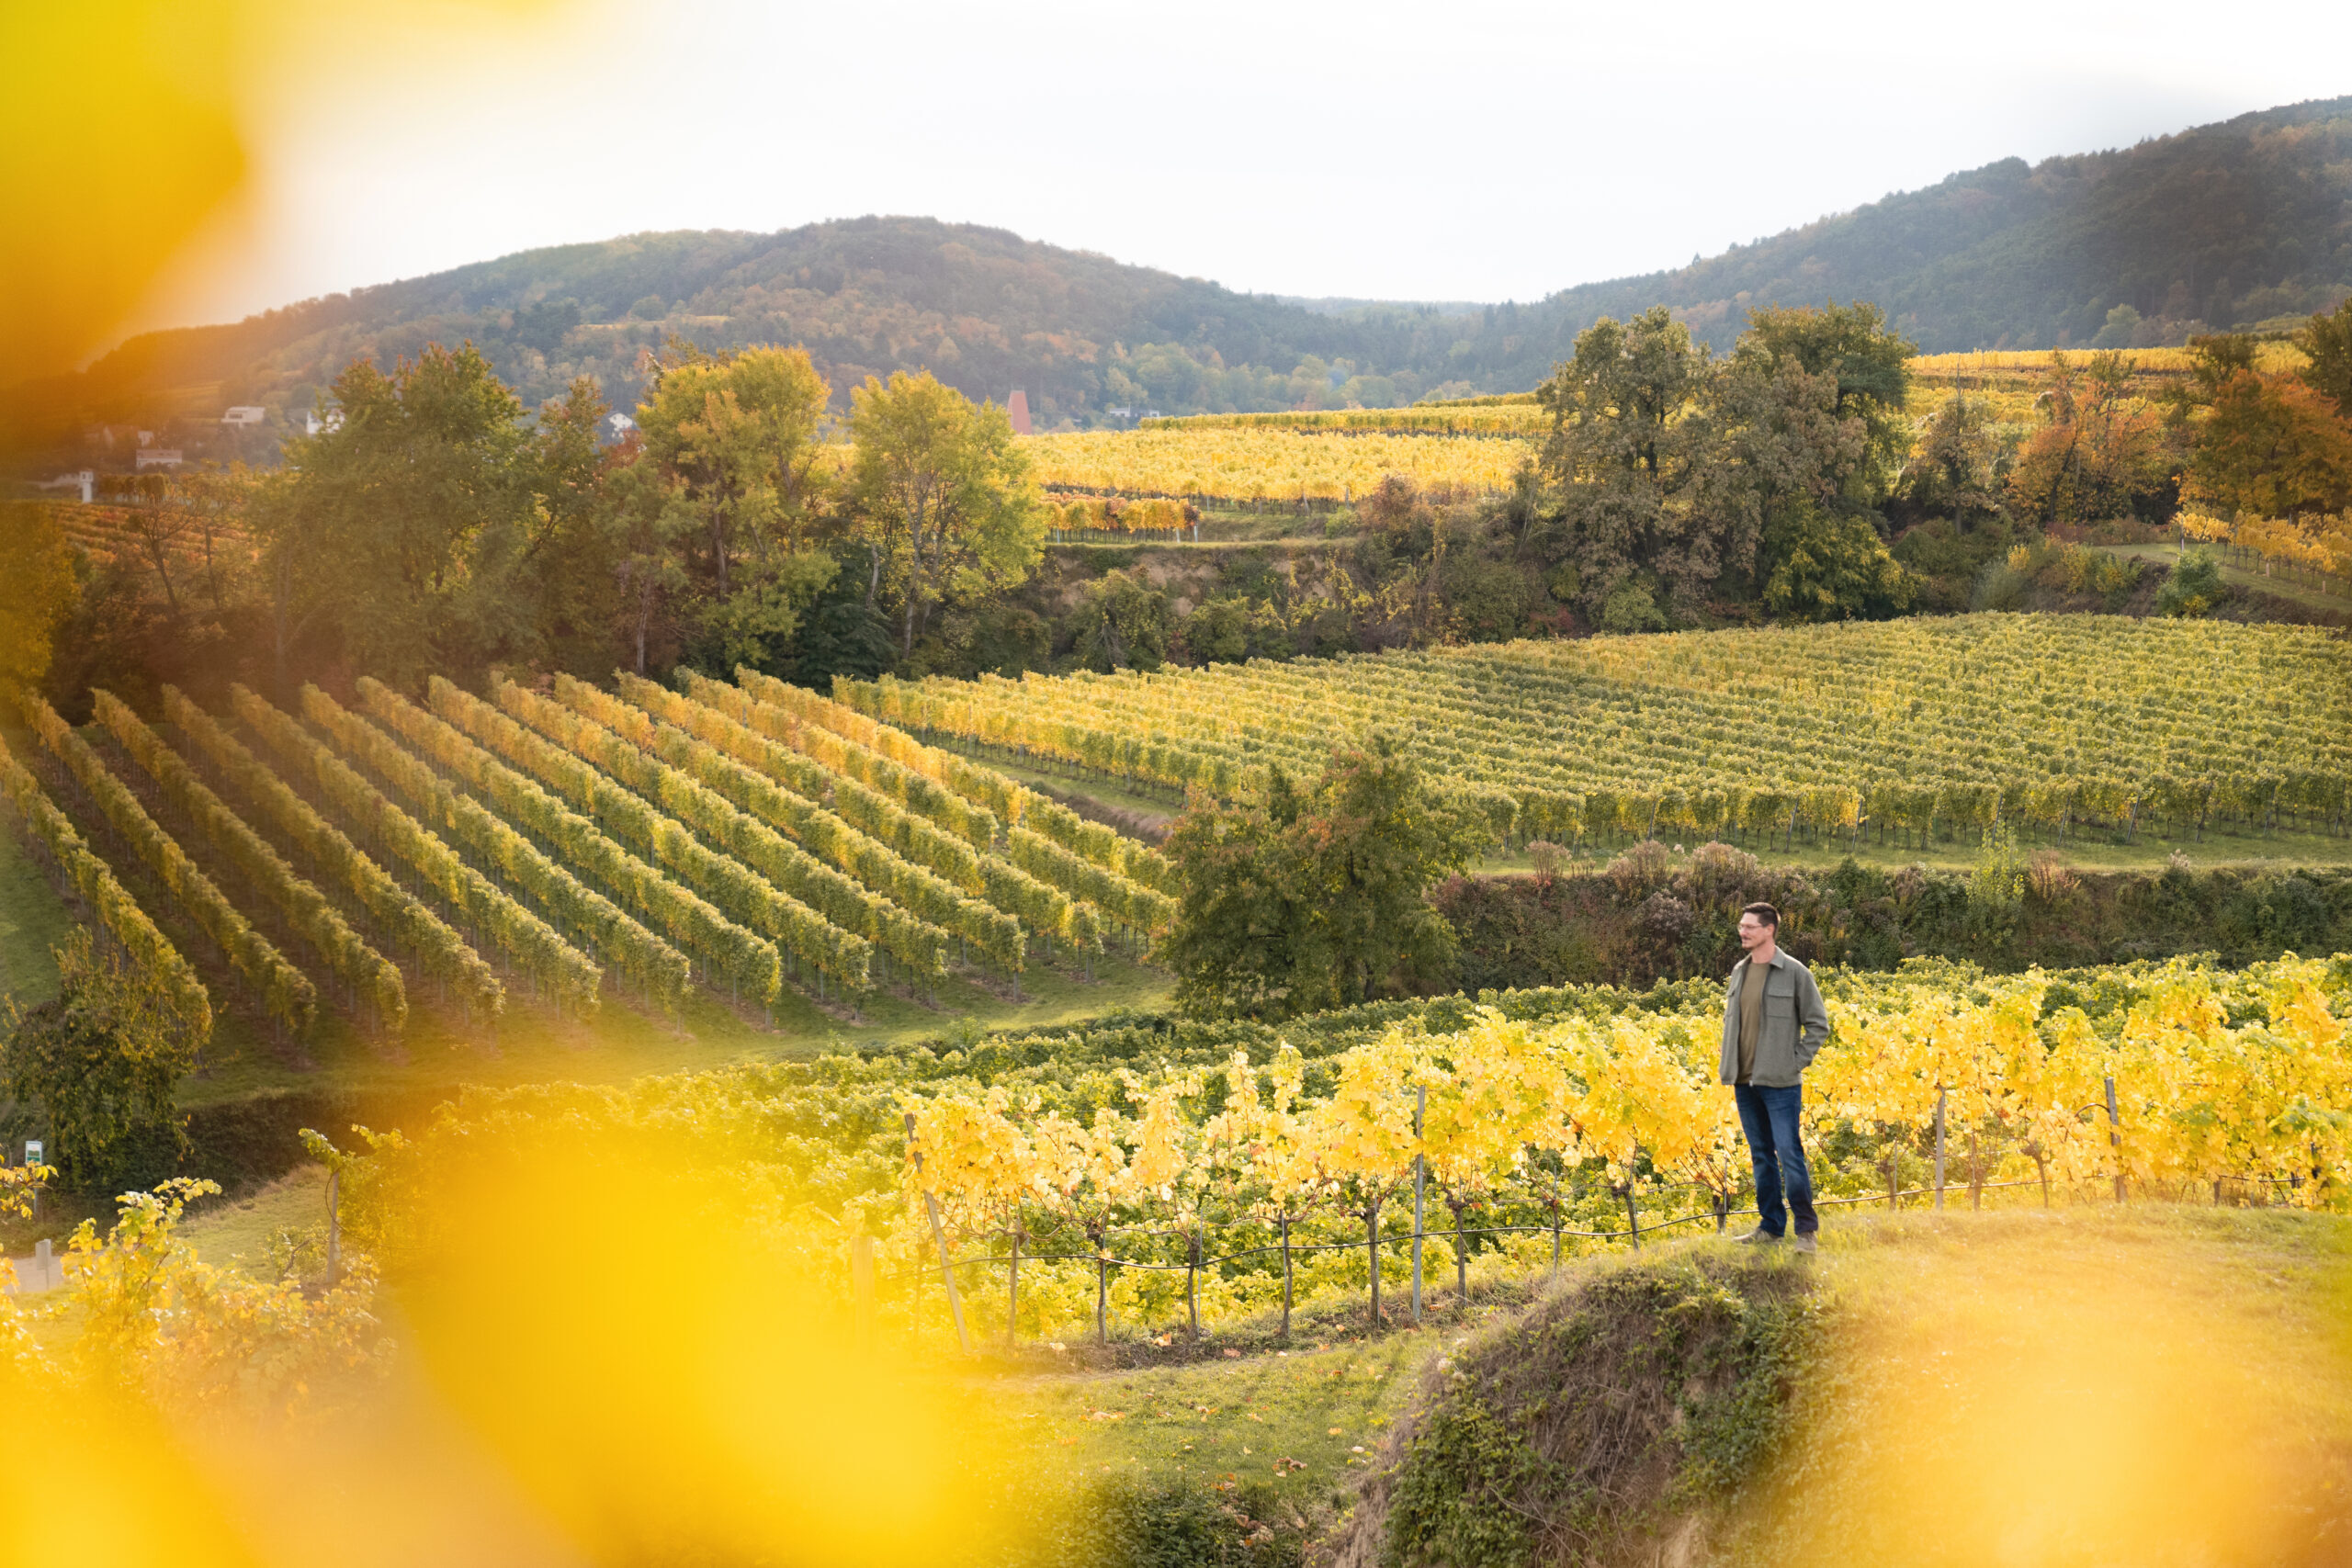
[0,668,1174,1053]
[840,614,2352,851]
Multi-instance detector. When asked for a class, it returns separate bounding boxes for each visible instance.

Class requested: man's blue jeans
[1734,1083,1817,1237]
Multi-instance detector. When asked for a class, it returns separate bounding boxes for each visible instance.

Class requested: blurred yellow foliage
[0,0,567,381]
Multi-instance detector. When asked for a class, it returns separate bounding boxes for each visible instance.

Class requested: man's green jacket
[1718,950,1831,1088]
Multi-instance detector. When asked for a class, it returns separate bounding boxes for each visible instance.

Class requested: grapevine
[390,678,802,1002]
[265,684,616,1013]
[19,693,315,1034]
[167,685,504,1024]
[94,689,408,1036]
[0,731,212,1043]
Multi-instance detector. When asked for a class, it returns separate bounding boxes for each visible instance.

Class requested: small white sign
[22,1141,41,1167]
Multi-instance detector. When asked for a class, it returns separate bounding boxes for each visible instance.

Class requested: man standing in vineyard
[1722,902,1830,1253]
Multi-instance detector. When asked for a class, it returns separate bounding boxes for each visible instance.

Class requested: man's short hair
[1740,901,1780,930]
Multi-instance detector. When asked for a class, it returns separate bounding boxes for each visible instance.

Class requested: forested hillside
[6,220,1481,451]
[16,96,2348,460]
[1508,95,2352,362]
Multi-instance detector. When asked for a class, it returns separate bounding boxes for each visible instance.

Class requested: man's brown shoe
[1733,1227,1780,1244]
[1792,1233,1818,1255]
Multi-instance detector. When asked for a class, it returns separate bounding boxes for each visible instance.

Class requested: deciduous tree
[847,371,1044,658]
[1,931,198,1191]
[2185,369,2352,518]
[1162,736,1488,1018]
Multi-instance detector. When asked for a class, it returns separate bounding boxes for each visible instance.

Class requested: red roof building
[1007,389,1033,436]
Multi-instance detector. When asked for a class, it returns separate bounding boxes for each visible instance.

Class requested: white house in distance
[303,410,343,436]
[220,405,267,427]
[35,470,94,502]
[603,412,637,443]
[134,448,184,471]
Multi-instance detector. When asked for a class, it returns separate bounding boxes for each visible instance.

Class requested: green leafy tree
[1900,391,2010,519]
[1761,499,1915,622]
[1162,735,1489,1018]
[1069,569,1171,671]
[2293,298,2352,418]
[1535,307,1713,615]
[2154,547,2228,617]
[847,371,1045,659]
[2,931,198,1191]
[1737,300,1917,508]
[635,341,843,671]
[0,503,77,693]
[258,343,594,693]
[1700,341,1869,588]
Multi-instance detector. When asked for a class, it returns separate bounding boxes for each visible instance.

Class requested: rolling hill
[10,95,2350,454]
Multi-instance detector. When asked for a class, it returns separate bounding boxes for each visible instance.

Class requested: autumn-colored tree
[2185,369,2352,518]
[847,371,1044,659]
[2007,350,2169,523]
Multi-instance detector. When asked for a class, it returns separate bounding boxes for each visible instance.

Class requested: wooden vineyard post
[1279,1214,1294,1337]
[1091,1222,1109,1347]
[1185,1229,1201,1340]
[1410,1086,1425,1326]
[904,1111,971,1353]
[852,1234,876,1355]
[1970,1131,1984,1210]
[2105,1076,2126,1203]
[325,1166,341,1285]
[1623,1184,1641,1250]
[1453,1199,1469,1305]
[1549,1177,1563,1275]
[1365,1195,1382,1327]
[1886,1142,1901,1211]
[1006,1206,1022,1348]
[1933,1086,1948,1212]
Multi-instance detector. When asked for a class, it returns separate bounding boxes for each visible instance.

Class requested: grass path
[0,824,70,1008]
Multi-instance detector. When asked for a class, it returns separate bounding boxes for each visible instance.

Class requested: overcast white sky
[131,0,2352,336]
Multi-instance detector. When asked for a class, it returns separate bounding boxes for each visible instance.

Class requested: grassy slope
[2086,540,2352,615]
[976,1207,2352,1556]
[1476,820,2352,876]
[175,946,1173,1110]
[177,1162,327,1269]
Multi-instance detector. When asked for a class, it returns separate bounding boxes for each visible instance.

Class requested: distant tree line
[8,342,1046,716]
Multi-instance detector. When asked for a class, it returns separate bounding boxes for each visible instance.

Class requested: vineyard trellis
[0,731,212,1043]
[840,615,2352,852]
[167,685,506,1025]
[19,692,315,1036]
[876,955,2352,1348]
[93,689,409,1038]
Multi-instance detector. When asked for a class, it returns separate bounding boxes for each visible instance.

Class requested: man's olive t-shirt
[1736,956,1770,1085]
